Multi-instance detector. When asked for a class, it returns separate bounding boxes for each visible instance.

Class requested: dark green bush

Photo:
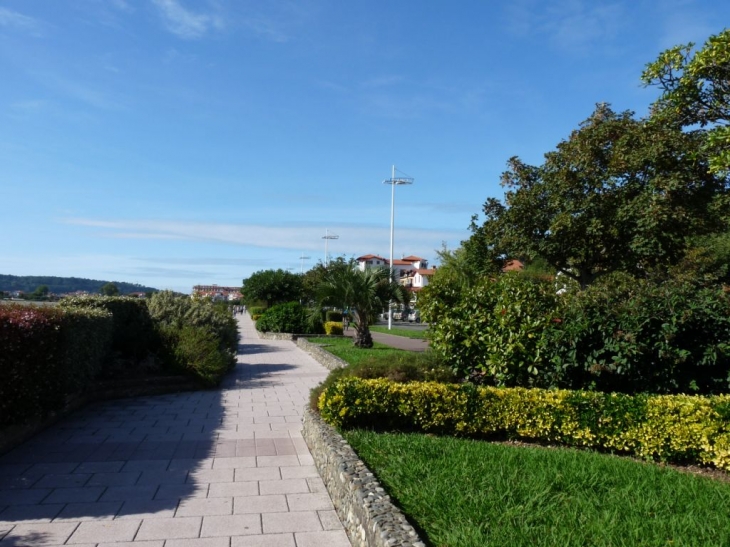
[59,296,154,362]
[0,304,113,426]
[248,306,266,317]
[58,306,114,390]
[147,291,238,385]
[423,271,730,395]
[326,310,343,322]
[256,302,310,334]
[423,273,560,387]
[551,275,730,394]
[309,350,457,411]
[159,324,234,387]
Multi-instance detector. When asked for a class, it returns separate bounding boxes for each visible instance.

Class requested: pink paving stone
[136,517,203,540]
[231,534,296,547]
[234,467,281,482]
[262,511,322,534]
[287,493,337,512]
[67,520,141,544]
[176,497,233,517]
[295,530,352,547]
[258,479,309,496]
[233,494,288,514]
[207,481,259,498]
[165,538,230,547]
[199,514,262,537]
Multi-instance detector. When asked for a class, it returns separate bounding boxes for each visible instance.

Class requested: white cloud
[504,0,624,53]
[0,7,43,35]
[61,217,467,262]
[152,0,224,39]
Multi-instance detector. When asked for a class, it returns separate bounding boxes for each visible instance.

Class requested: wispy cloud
[152,0,224,39]
[0,7,43,36]
[61,217,467,261]
[504,0,624,53]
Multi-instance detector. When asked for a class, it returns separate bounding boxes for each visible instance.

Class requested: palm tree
[318,264,406,348]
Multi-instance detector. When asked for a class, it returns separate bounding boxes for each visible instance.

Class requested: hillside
[0,274,158,295]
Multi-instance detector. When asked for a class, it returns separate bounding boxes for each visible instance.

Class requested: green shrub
[148,291,238,356]
[423,271,730,395]
[324,321,343,335]
[550,275,730,394]
[160,324,234,387]
[326,310,343,322]
[256,302,310,333]
[0,304,113,426]
[58,306,114,389]
[423,273,560,387]
[147,291,238,385]
[248,306,266,317]
[309,350,458,411]
[60,295,154,362]
[318,378,730,470]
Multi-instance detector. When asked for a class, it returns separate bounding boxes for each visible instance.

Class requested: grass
[370,325,428,339]
[308,336,409,365]
[343,430,730,547]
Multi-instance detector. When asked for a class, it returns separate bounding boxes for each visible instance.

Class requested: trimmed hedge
[60,296,154,361]
[0,304,113,426]
[318,378,730,470]
[324,321,343,335]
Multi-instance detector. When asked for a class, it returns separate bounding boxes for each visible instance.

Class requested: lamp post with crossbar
[383,165,413,330]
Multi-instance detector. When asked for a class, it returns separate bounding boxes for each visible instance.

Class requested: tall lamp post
[322,229,339,268]
[299,253,310,274]
[383,165,414,330]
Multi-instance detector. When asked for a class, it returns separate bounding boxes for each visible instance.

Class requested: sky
[1,1,729,293]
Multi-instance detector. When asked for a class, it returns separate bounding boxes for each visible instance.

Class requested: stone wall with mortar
[302,408,425,547]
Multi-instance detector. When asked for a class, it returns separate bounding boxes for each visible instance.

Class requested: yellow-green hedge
[324,321,343,335]
[318,378,730,470]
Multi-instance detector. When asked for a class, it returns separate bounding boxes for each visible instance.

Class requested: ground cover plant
[370,325,428,339]
[344,430,730,547]
[307,337,455,409]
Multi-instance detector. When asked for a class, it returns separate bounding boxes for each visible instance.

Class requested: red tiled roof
[502,259,524,272]
[402,255,425,262]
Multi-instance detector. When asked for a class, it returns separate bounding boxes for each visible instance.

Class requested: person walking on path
[0,313,351,546]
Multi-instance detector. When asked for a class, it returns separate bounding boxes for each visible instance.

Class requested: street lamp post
[299,253,310,274]
[322,229,339,268]
[382,165,414,330]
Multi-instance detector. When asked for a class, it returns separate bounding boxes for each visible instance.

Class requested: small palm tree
[318,264,405,348]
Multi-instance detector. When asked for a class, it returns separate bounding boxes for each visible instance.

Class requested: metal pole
[388,165,395,330]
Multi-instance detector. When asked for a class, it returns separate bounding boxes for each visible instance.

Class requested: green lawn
[343,430,730,547]
[370,325,428,339]
[308,336,409,365]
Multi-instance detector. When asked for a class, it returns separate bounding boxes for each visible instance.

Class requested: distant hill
[0,274,159,295]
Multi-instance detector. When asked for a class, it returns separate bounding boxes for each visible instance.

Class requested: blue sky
[1,1,728,293]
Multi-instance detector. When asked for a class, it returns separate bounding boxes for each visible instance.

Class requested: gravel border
[302,408,426,547]
[297,338,426,547]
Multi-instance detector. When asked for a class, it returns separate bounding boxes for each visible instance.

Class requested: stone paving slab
[0,313,352,546]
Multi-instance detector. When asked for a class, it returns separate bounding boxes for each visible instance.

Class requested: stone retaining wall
[302,408,425,547]
[296,338,349,371]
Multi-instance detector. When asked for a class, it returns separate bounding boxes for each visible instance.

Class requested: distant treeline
[0,274,158,295]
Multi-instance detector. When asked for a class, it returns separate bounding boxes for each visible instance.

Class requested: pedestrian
[343,315,349,331]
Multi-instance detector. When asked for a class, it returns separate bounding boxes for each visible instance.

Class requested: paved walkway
[0,314,352,547]
[343,327,429,352]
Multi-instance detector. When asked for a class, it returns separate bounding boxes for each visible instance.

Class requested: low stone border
[297,337,349,371]
[257,331,296,341]
[302,408,425,547]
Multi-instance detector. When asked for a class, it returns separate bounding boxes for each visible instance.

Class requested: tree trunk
[353,325,373,348]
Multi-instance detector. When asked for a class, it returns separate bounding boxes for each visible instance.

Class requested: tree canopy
[241,269,303,307]
[317,265,405,348]
[466,103,729,288]
[642,28,730,176]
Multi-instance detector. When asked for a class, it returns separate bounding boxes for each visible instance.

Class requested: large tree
[241,269,303,307]
[467,104,729,289]
[317,265,405,348]
[642,28,730,176]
